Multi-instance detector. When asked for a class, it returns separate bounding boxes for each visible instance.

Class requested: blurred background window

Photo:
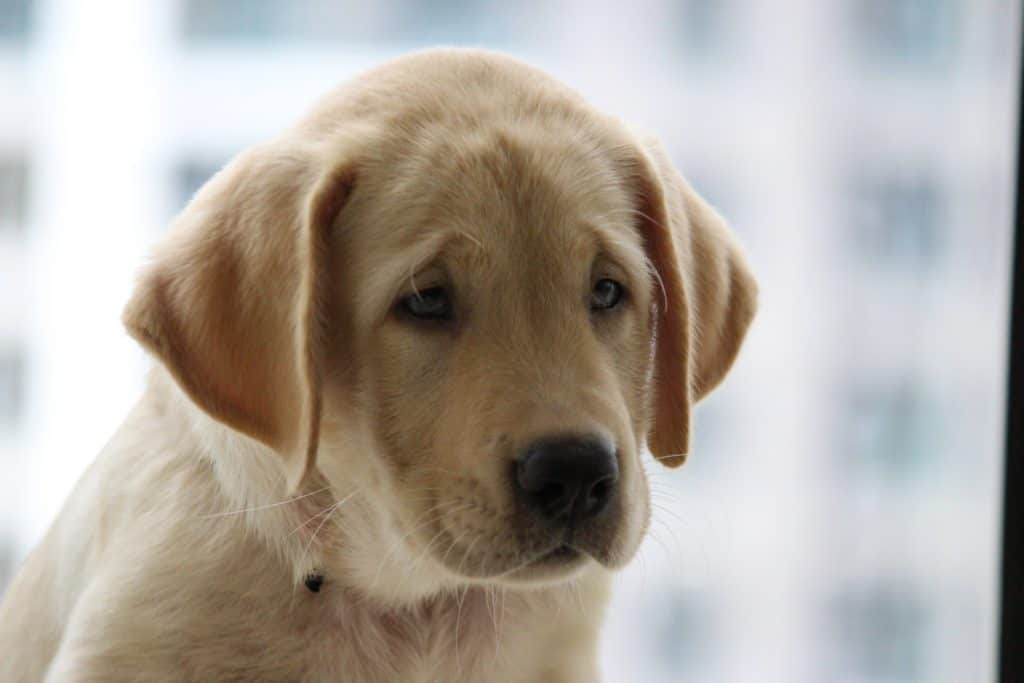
[0,1,1018,681]
[840,376,945,484]
[830,581,932,681]
[181,0,537,47]
[649,588,715,677]
[175,158,221,210]
[0,347,24,429]
[0,0,31,42]
[0,157,28,237]
[851,0,959,69]
[673,0,736,60]
[846,168,945,276]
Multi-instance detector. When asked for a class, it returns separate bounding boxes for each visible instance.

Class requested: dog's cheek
[607,450,652,567]
[367,328,452,480]
[597,305,654,442]
[604,311,655,565]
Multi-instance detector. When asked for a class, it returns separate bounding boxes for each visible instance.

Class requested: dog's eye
[591,279,625,311]
[400,287,452,321]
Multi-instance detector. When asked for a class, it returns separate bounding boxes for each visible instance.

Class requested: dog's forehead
[348,137,645,314]
[366,123,638,251]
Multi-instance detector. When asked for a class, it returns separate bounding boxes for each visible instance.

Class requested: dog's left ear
[122,141,356,492]
[629,138,759,467]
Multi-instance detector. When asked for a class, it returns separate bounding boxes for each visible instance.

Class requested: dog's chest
[294,589,524,682]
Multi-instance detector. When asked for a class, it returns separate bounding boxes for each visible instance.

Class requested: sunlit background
[1,1,1020,681]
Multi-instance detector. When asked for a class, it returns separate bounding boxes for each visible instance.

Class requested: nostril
[540,481,565,500]
[590,477,611,501]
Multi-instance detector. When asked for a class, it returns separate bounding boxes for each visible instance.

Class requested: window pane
[0,0,31,42]
[0,157,28,236]
[0,347,24,429]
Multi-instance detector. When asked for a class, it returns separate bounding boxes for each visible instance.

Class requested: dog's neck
[151,367,463,606]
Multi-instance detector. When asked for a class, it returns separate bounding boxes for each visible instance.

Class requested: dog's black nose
[516,436,618,522]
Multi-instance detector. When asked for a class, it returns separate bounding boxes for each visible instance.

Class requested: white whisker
[198,486,332,519]
[297,489,360,568]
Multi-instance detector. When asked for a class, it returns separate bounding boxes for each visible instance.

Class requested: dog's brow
[370,228,488,313]
[592,224,648,276]
[451,229,486,252]
[404,229,490,271]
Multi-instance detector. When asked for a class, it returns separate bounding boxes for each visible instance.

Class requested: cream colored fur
[0,48,757,682]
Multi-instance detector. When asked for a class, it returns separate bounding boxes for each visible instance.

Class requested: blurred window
[841,377,945,484]
[846,169,945,275]
[852,0,960,68]
[676,0,734,58]
[181,0,357,42]
[650,589,713,676]
[0,347,24,429]
[831,582,931,681]
[0,157,28,236]
[176,160,221,210]
[180,0,515,45]
[0,0,30,42]
[0,536,11,596]
[681,162,739,228]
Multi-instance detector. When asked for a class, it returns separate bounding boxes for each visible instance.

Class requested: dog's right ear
[122,141,356,492]
[628,137,758,468]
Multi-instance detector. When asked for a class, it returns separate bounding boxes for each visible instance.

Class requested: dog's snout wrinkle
[515,436,619,524]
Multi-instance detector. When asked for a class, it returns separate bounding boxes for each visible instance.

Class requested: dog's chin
[440,543,615,589]
[497,545,592,585]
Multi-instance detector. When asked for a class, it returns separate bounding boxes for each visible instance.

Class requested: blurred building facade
[0,1,1018,681]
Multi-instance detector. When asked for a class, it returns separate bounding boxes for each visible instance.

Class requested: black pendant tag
[304,573,324,593]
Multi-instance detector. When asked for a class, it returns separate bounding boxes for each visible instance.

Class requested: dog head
[123,49,757,593]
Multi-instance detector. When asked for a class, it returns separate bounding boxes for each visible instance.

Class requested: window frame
[998,13,1024,683]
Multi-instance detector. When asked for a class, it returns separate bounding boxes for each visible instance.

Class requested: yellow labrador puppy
[0,49,756,681]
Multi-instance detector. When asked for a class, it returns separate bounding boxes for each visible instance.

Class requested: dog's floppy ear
[122,142,355,491]
[630,138,758,467]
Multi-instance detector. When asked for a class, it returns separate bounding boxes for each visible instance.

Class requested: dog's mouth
[496,543,589,584]
[415,485,634,585]
[533,544,581,565]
